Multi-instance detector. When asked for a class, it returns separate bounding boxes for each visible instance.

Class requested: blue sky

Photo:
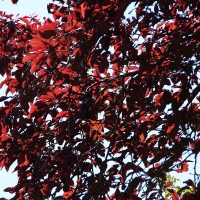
[0,0,199,199]
[1,0,51,17]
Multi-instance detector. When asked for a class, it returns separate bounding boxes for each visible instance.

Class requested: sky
[1,0,51,18]
[0,0,199,199]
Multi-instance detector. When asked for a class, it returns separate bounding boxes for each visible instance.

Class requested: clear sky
[1,0,52,17]
[0,0,199,199]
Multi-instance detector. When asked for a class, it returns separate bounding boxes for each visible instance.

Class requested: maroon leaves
[28,34,47,51]
[30,53,47,74]
[39,19,58,39]
[164,182,173,188]
[191,139,200,155]
[55,111,70,120]
[0,123,10,141]
[167,189,179,200]
[176,163,189,173]
[19,17,31,26]
[80,2,88,19]
[1,0,200,199]
[17,152,30,167]
[11,0,18,4]
[183,179,195,187]
[22,53,38,63]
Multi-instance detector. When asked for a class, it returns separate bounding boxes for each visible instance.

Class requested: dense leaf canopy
[0,0,200,199]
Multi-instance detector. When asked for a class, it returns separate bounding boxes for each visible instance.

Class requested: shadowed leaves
[1,0,200,199]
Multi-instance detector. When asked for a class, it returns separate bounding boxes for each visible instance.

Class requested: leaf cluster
[0,0,200,199]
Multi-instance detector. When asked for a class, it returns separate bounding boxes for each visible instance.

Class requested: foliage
[163,174,195,199]
[0,0,200,199]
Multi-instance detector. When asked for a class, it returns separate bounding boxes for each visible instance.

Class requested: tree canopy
[0,0,200,199]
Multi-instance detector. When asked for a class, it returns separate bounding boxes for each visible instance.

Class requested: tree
[0,0,200,199]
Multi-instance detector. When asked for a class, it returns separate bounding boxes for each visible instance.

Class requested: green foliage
[164,174,195,198]
[196,122,200,131]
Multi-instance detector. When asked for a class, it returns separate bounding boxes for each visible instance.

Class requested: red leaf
[166,124,176,134]
[31,53,46,74]
[0,134,11,141]
[39,29,56,39]
[59,66,78,76]
[55,111,70,119]
[19,17,30,26]
[28,34,46,51]
[136,5,143,14]
[164,182,173,188]
[11,0,18,4]
[168,189,179,200]
[72,85,81,92]
[37,92,55,102]
[156,22,165,29]
[17,152,30,167]
[0,123,10,141]
[192,139,200,154]
[183,179,195,187]
[80,2,88,19]
[176,163,189,173]
[22,53,38,63]
[63,187,74,198]
[154,92,163,106]
[52,10,67,20]
[90,120,104,132]
[46,55,56,68]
